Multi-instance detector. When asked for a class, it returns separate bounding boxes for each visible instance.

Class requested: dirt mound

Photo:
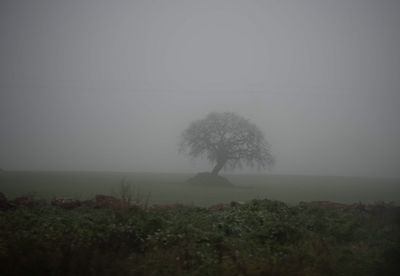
[95,194,122,208]
[51,197,82,209]
[12,196,36,207]
[186,172,234,187]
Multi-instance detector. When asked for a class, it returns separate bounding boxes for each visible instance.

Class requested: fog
[1,0,400,178]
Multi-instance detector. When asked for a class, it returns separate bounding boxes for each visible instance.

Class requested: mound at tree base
[186,172,234,187]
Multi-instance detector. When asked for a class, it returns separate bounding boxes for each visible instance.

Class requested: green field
[1,171,399,206]
[1,171,400,275]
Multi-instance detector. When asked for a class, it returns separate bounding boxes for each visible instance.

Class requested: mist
[1,0,400,178]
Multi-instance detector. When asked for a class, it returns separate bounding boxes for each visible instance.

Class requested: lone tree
[180,112,274,176]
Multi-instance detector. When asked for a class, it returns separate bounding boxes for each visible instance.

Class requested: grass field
[1,171,399,206]
[1,171,400,275]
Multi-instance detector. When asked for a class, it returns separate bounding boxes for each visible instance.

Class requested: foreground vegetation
[1,195,399,275]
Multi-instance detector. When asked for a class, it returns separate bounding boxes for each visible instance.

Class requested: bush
[0,198,399,275]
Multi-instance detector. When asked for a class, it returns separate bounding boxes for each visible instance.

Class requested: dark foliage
[0,198,399,275]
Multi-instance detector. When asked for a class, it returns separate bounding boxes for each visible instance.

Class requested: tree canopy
[180,112,274,175]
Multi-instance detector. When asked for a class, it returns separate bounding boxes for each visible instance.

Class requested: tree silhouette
[180,112,274,176]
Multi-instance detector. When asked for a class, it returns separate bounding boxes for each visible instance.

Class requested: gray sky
[1,0,400,177]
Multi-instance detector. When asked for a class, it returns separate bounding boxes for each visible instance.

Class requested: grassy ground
[1,171,399,206]
[1,172,399,275]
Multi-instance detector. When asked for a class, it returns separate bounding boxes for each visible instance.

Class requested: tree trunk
[211,160,226,175]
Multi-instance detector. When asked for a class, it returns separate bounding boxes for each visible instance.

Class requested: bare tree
[180,112,274,176]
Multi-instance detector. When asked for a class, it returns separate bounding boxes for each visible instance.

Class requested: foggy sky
[1,0,400,177]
